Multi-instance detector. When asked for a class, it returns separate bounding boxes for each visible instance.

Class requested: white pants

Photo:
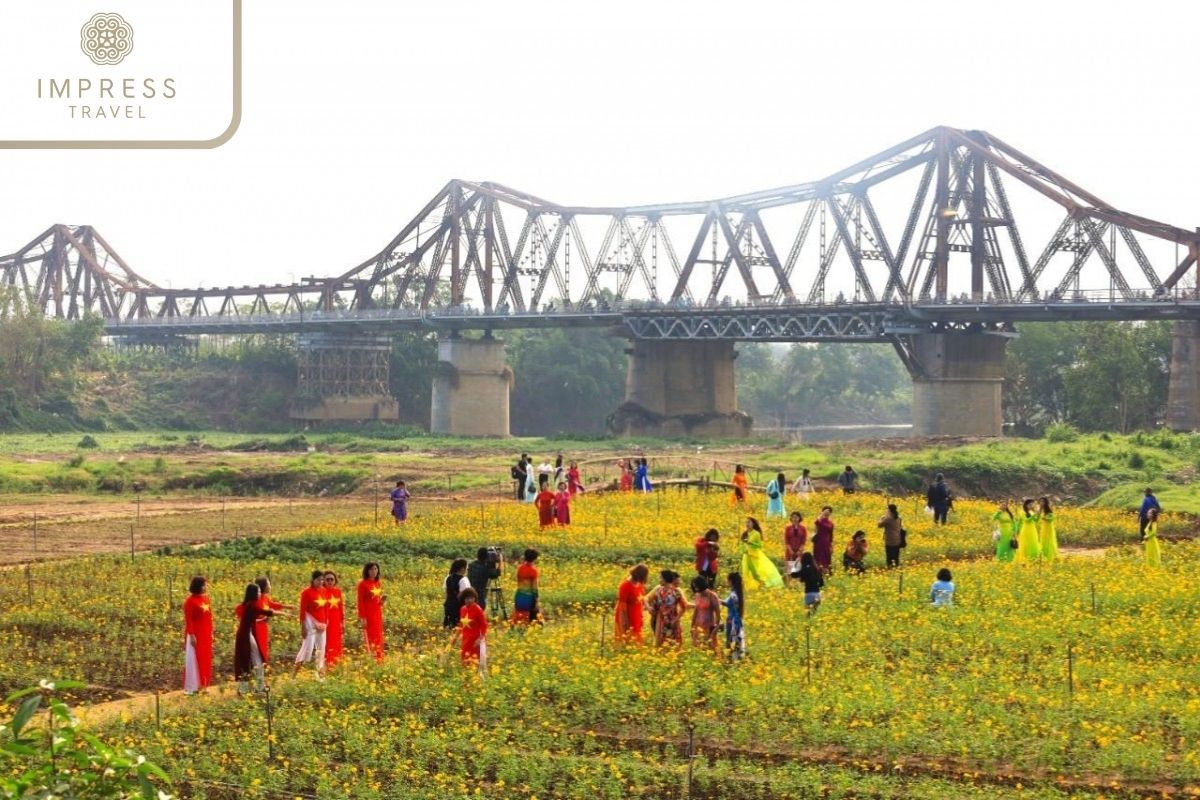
[239,632,266,692]
[294,613,327,672]
[183,639,201,693]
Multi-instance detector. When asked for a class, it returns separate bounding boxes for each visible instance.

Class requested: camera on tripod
[485,547,503,569]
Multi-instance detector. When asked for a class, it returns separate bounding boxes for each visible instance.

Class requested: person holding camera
[467,547,503,611]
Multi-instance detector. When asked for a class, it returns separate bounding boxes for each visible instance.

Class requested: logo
[80,12,134,66]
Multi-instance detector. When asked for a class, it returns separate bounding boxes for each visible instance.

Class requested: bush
[1044,422,1080,443]
[76,434,99,449]
[0,680,170,799]
[1129,451,1146,469]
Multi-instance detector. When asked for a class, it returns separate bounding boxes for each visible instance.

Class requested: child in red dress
[452,587,489,672]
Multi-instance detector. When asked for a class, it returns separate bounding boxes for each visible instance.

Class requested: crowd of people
[182,565,387,695]
[512,453,585,527]
[182,462,1167,691]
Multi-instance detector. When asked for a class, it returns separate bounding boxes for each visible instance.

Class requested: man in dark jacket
[926,473,951,525]
[467,548,502,610]
[511,454,529,501]
[1139,488,1161,538]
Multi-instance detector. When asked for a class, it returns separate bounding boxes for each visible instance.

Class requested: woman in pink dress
[567,461,584,495]
[553,481,572,526]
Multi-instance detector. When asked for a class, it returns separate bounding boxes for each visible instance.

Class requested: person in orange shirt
[293,571,330,678]
[614,564,650,643]
[323,571,345,667]
[182,576,213,694]
[357,562,386,662]
[730,464,749,507]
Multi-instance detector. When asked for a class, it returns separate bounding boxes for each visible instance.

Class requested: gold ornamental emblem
[80,12,134,66]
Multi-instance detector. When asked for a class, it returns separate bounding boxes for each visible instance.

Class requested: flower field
[4,488,1198,798]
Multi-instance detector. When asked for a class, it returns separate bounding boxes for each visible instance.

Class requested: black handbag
[899,528,908,548]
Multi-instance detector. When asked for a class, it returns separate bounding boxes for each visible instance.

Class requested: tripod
[487,584,509,622]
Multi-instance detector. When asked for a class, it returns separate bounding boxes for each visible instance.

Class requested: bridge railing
[99,286,1200,329]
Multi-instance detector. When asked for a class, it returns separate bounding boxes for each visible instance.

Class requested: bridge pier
[430,336,511,437]
[290,333,400,422]
[1167,320,1200,430]
[907,333,1007,437]
[608,340,752,438]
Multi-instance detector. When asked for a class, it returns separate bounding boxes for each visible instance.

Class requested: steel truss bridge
[4,126,1200,347]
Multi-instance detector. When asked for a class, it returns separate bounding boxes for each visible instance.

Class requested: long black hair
[241,583,261,607]
[728,572,745,617]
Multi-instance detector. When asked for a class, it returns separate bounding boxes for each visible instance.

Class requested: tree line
[0,287,1178,436]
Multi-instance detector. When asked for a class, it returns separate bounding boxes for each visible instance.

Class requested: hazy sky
[4,0,1197,292]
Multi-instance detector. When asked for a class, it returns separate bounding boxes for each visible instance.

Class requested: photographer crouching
[467,547,503,613]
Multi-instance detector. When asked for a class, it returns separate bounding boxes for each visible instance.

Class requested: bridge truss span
[3,126,1200,334]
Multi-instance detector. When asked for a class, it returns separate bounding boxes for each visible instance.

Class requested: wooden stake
[805,625,812,684]
[1067,644,1075,697]
[685,722,696,799]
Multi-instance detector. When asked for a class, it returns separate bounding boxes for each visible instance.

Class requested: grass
[0,429,1199,513]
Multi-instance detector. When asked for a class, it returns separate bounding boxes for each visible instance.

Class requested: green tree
[1063,321,1170,432]
[507,328,627,435]
[1003,322,1080,432]
[389,332,438,425]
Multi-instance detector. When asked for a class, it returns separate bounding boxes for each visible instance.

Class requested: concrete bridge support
[290,333,400,422]
[1167,320,1200,431]
[608,340,752,438]
[908,333,1007,437]
[430,336,511,437]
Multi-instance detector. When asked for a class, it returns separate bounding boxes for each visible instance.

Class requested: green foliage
[77,435,100,449]
[1043,422,1080,443]
[0,680,170,799]
[389,332,438,425]
[1006,321,1171,434]
[506,328,627,435]
[737,342,911,426]
[0,290,105,432]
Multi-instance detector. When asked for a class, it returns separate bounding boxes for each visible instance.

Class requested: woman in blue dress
[765,472,787,518]
[524,456,537,502]
[634,458,652,492]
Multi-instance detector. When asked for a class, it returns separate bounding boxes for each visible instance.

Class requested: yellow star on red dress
[328,596,341,608]
[370,586,383,597]
[199,602,211,613]
[460,616,473,629]
[314,596,328,607]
